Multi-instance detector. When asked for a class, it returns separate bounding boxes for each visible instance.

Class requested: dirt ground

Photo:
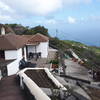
[86,87,100,100]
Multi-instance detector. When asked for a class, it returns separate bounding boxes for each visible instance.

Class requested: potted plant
[50,59,59,68]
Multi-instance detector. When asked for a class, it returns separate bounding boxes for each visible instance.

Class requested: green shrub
[49,60,59,64]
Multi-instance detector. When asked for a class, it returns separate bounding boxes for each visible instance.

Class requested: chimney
[1,26,5,35]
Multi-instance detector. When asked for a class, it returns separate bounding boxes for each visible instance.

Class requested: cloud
[0,0,92,24]
[0,1,15,22]
[0,1,14,13]
[0,0,92,16]
[1,0,62,16]
[67,16,76,24]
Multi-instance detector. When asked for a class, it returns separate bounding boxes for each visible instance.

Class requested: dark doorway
[0,50,5,59]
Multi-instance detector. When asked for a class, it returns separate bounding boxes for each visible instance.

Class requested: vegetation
[50,39,100,70]
[63,40,87,47]
[5,24,49,36]
[49,37,71,51]
[4,23,100,70]
[49,60,59,64]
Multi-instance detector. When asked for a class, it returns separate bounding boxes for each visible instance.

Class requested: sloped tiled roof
[27,33,49,44]
[22,35,32,40]
[0,34,27,50]
[0,33,49,50]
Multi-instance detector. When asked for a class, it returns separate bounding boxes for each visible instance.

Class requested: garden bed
[25,69,58,89]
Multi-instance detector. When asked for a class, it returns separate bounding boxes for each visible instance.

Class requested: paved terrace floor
[0,75,28,100]
[29,58,50,68]
[65,59,93,81]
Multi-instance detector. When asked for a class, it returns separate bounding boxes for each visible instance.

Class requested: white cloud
[0,1,14,13]
[0,0,92,24]
[1,0,62,16]
[0,1,15,22]
[67,16,76,24]
[0,15,13,21]
[0,0,92,16]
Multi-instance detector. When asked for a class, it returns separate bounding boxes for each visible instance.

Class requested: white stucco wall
[37,42,49,58]
[5,50,17,60]
[27,41,49,58]
[17,48,23,60]
[7,60,19,76]
[5,48,27,76]
[5,48,27,60]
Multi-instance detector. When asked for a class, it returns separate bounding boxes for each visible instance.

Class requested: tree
[21,25,49,36]
[30,25,49,36]
[5,24,50,36]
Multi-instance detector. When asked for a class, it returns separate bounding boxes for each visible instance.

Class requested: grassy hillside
[64,40,100,54]
[50,38,100,70]
[63,40,87,47]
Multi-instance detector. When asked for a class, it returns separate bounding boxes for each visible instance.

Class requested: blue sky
[0,0,100,46]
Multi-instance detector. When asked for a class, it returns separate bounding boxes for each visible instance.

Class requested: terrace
[0,68,89,100]
[0,75,28,100]
[18,68,67,100]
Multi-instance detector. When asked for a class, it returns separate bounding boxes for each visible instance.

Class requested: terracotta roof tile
[0,34,27,50]
[0,33,49,50]
[27,33,49,44]
[22,35,32,40]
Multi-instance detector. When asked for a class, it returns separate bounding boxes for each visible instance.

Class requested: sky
[0,0,100,46]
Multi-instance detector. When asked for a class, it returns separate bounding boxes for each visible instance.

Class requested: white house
[23,33,49,58]
[0,25,49,77]
[0,32,27,76]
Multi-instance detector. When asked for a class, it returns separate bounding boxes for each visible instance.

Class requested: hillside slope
[50,38,100,70]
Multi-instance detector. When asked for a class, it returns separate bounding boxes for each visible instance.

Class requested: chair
[29,52,33,59]
[38,52,41,58]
